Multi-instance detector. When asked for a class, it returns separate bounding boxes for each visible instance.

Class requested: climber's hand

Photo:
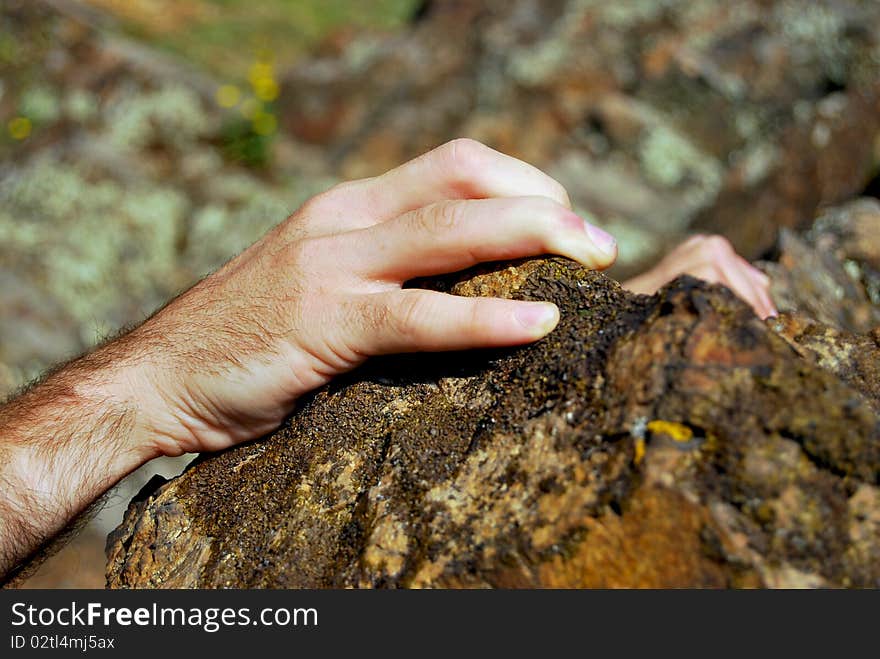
[124,139,617,456]
[623,234,776,319]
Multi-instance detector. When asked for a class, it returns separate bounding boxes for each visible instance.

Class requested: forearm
[0,344,156,582]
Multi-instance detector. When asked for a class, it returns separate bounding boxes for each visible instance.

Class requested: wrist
[82,344,184,463]
[67,352,161,471]
[94,332,235,459]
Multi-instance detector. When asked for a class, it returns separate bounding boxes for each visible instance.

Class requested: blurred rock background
[1,0,879,587]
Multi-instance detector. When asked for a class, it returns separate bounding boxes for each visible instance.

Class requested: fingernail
[585,223,617,258]
[514,303,559,334]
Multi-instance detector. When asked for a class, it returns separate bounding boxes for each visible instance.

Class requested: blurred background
[2,0,879,587]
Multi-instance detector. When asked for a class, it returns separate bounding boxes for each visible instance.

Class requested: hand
[121,139,618,457]
[623,234,776,319]
[0,138,618,582]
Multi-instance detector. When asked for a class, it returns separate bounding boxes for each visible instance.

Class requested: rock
[107,257,880,588]
[770,313,880,412]
[761,198,880,334]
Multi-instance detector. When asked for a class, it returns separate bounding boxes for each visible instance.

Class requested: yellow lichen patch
[647,420,693,443]
[634,437,646,465]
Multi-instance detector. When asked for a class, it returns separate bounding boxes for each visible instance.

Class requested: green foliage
[119,0,422,80]
[220,115,274,168]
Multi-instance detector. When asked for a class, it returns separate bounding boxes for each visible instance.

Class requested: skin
[623,234,777,319]
[0,140,772,582]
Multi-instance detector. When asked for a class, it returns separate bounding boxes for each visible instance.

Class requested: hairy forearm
[0,344,155,582]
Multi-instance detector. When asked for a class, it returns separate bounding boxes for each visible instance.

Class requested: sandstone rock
[107,258,880,588]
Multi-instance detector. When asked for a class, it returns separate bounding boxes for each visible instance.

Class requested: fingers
[350,290,560,354]
[620,234,777,319]
[678,235,776,319]
[746,263,770,287]
[347,139,573,224]
[345,196,617,281]
[715,259,771,319]
[736,256,777,319]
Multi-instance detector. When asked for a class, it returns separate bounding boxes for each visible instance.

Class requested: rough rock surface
[107,254,880,588]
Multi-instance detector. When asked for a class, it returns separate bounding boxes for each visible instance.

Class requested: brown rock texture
[107,242,880,588]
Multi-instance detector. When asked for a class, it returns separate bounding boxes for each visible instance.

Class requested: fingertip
[756,299,777,320]
[513,301,560,339]
[584,224,618,267]
[595,240,618,270]
[760,292,778,320]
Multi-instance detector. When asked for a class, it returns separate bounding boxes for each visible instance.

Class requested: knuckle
[545,178,571,206]
[393,292,427,340]
[298,180,356,217]
[278,234,334,272]
[704,234,733,256]
[277,237,313,270]
[435,201,466,231]
[324,179,359,199]
[415,201,465,234]
[442,137,488,171]
[298,189,334,218]
[353,296,390,337]
[682,234,707,249]
[531,195,568,223]
[467,300,488,335]
[408,206,435,235]
[516,196,572,234]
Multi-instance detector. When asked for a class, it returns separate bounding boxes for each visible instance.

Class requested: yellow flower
[248,61,274,87]
[8,116,32,140]
[253,77,279,102]
[248,58,279,102]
